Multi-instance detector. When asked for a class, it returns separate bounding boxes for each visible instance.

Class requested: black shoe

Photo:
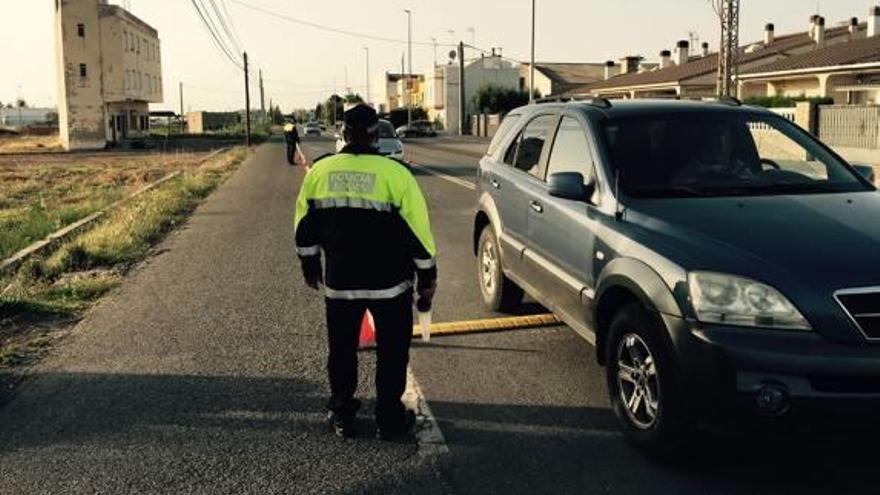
[377,410,417,441]
[327,411,357,438]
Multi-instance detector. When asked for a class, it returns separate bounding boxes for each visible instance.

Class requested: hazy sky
[1,0,875,112]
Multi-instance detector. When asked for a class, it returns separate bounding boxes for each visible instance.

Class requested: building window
[77,23,85,37]
[124,30,128,50]
[79,63,87,78]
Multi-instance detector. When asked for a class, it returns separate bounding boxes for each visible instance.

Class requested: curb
[0,147,231,276]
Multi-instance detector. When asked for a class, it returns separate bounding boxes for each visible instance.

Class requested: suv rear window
[512,114,556,177]
[488,114,521,157]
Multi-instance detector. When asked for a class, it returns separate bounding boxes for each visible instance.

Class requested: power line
[207,0,244,54]
[227,0,457,48]
[196,0,242,64]
[190,0,242,69]
[220,0,246,52]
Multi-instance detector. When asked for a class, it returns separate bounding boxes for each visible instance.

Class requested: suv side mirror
[852,164,876,183]
[548,172,595,202]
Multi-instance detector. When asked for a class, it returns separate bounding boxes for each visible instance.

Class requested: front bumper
[665,314,880,414]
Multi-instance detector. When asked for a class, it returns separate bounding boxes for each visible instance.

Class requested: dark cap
[344,104,379,133]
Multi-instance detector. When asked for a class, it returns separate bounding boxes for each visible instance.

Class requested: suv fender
[594,257,682,366]
[473,191,503,255]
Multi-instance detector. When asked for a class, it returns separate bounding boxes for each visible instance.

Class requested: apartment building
[54,0,163,150]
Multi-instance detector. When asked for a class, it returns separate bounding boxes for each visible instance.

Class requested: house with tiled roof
[739,7,880,105]
[572,15,867,100]
[517,62,614,96]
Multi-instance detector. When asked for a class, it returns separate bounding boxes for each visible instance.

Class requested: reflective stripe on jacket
[294,144,437,299]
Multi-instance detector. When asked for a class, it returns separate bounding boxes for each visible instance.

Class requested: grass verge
[0,147,247,370]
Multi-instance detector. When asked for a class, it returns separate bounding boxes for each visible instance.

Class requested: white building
[424,55,519,135]
[54,0,164,150]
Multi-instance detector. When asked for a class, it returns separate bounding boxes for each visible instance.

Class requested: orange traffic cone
[358,310,376,349]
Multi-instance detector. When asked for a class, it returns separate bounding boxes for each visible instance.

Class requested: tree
[322,94,345,126]
[344,93,363,104]
[472,85,531,115]
[16,98,27,109]
[314,103,324,122]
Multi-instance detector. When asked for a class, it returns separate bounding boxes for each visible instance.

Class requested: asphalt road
[1,135,879,494]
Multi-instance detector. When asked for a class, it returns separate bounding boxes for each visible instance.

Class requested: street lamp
[404,9,413,128]
[530,0,536,103]
[363,47,371,106]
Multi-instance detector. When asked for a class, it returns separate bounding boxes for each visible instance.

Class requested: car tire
[477,226,523,312]
[605,303,693,460]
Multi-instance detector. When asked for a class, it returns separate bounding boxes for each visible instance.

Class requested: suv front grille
[835,288,880,341]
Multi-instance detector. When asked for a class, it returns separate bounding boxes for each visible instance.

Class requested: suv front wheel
[477,226,523,312]
[605,303,692,459]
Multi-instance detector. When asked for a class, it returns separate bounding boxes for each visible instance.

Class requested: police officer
[294,104,437,439]
[283,120,304,165]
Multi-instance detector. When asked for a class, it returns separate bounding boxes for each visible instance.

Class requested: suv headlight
[688,272,811,330]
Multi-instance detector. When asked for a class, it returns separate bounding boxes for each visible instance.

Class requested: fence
[817,105,880,149]
[770,107,796,123]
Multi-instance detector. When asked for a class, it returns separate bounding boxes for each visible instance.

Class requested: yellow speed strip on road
[413,313,561,337]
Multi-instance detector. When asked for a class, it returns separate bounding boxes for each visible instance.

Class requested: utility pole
[431,37,438,67]
[244,51,251,147]
[458,41,466,136]
[363,47,371,106]
[529,0,536,103]
[713,0,740,97]
[404,9,413,129]
[259,69,266,125]
[179,82,184,133]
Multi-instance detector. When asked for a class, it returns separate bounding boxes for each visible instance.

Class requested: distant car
[335,119,404,160]
[304,122,321,136]
[396,120,437,138]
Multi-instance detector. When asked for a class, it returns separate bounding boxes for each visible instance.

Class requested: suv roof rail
[534,94,613,109]
[715,96,743,106]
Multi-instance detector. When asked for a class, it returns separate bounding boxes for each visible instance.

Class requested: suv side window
[513,114,556,178]
[546,116,596,182]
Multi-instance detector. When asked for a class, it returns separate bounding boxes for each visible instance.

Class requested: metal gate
[817,105,880,149]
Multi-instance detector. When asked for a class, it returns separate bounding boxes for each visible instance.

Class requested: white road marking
[403,367,449,456]
[409,162,476,191]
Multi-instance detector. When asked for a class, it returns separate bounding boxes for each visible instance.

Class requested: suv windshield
[378,121,397,139]
[601,112,871,198]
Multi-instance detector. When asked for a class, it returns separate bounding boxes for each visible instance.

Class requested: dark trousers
[285,142,296,164]
[325,292,413,429]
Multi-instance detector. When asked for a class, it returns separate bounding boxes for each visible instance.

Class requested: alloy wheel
[616,333,661,429]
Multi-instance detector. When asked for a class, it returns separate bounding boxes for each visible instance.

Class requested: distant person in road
[294,104,437,439]
[283,120,305,165]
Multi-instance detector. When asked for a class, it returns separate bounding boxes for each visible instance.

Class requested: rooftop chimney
[870,6,880,37]
[604,60,615,80]
[701,42,710,57]
[659,50,672,69]
[675,40,690,66]
[621,56,640,74]
[850,17,861,39]
[814,16,826,47]
[809,14,819,38]
[765,23,775,44]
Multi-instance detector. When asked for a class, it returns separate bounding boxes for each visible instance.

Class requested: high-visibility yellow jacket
[294,144,437,300]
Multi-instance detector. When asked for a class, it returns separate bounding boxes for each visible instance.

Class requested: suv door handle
[530,200,544,213]
[490,178,501,189]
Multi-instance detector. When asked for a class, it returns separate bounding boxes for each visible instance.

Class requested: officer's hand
[417,283,436,309]
[305,273,323,290]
